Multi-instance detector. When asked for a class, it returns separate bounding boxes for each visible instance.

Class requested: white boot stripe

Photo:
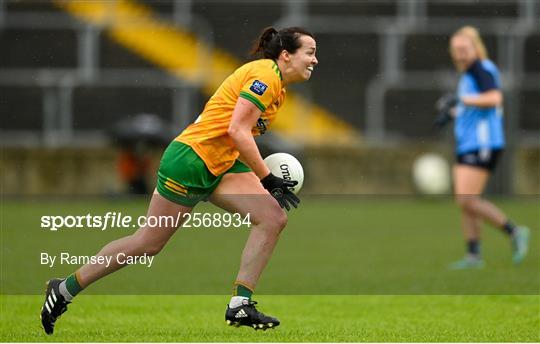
[48,295,54,307]
[45,302,52,314]
[51,288,57,302]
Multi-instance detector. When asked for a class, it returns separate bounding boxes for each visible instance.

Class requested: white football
[412,153,451,195]
[264,153,304,194]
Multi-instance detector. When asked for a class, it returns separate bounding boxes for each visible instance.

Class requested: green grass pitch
[1,295,538,341]
[1,196,539,341]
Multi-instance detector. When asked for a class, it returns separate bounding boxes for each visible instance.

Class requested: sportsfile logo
[40,212,183,231]
[40,212,251,231]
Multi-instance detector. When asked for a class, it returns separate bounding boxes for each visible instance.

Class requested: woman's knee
[252,203,288,233]
[274,209,288,232]
[455,194,479,212]
[131,232,168,256]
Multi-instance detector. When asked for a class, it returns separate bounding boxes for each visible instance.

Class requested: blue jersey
[454,59,505,154]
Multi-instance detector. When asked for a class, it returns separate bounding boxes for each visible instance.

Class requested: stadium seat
[403,33,499,71]
[5,0,59,13]
[524,34,540,72]
[0,28,77,68]
[310,33,380,129]
[138,0,174,15]
[519,89,540,131]
[72,87,174,130]
[0,86,43,130]
[308,0,397,17]
[384,88,442,138]
[426,0,519,18]
[99,35,157,69]
[191,1,282,59]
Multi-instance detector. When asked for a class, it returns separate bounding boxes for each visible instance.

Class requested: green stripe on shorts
[156,141,251,207]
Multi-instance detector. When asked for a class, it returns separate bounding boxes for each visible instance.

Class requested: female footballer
[437,26,529,269]
[41,26,318,333]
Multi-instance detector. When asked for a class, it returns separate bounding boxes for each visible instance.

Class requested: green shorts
[156,141,251,207]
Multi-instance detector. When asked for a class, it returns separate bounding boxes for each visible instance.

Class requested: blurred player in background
[435,26,530,269]
[40,26,317,333]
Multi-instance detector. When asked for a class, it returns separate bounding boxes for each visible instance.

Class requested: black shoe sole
[226,319,279,330]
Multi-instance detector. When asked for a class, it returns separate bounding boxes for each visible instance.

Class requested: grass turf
[1,295,539,342]
[1,197,539,341]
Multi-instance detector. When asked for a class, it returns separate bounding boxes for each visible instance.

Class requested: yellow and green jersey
[177,59,285,176]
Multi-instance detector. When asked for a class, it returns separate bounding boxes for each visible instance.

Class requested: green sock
[233,282,253,299]
[65,273,83,296]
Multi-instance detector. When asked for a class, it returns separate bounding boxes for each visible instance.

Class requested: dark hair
[250,26,314,59]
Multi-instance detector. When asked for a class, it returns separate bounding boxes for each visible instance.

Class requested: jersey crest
[249,80,268,96]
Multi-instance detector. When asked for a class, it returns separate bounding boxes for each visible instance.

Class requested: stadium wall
[1,146,538,196]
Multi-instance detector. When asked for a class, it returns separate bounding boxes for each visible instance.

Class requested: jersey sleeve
[238,65,280,112]
[467,60,498,92]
